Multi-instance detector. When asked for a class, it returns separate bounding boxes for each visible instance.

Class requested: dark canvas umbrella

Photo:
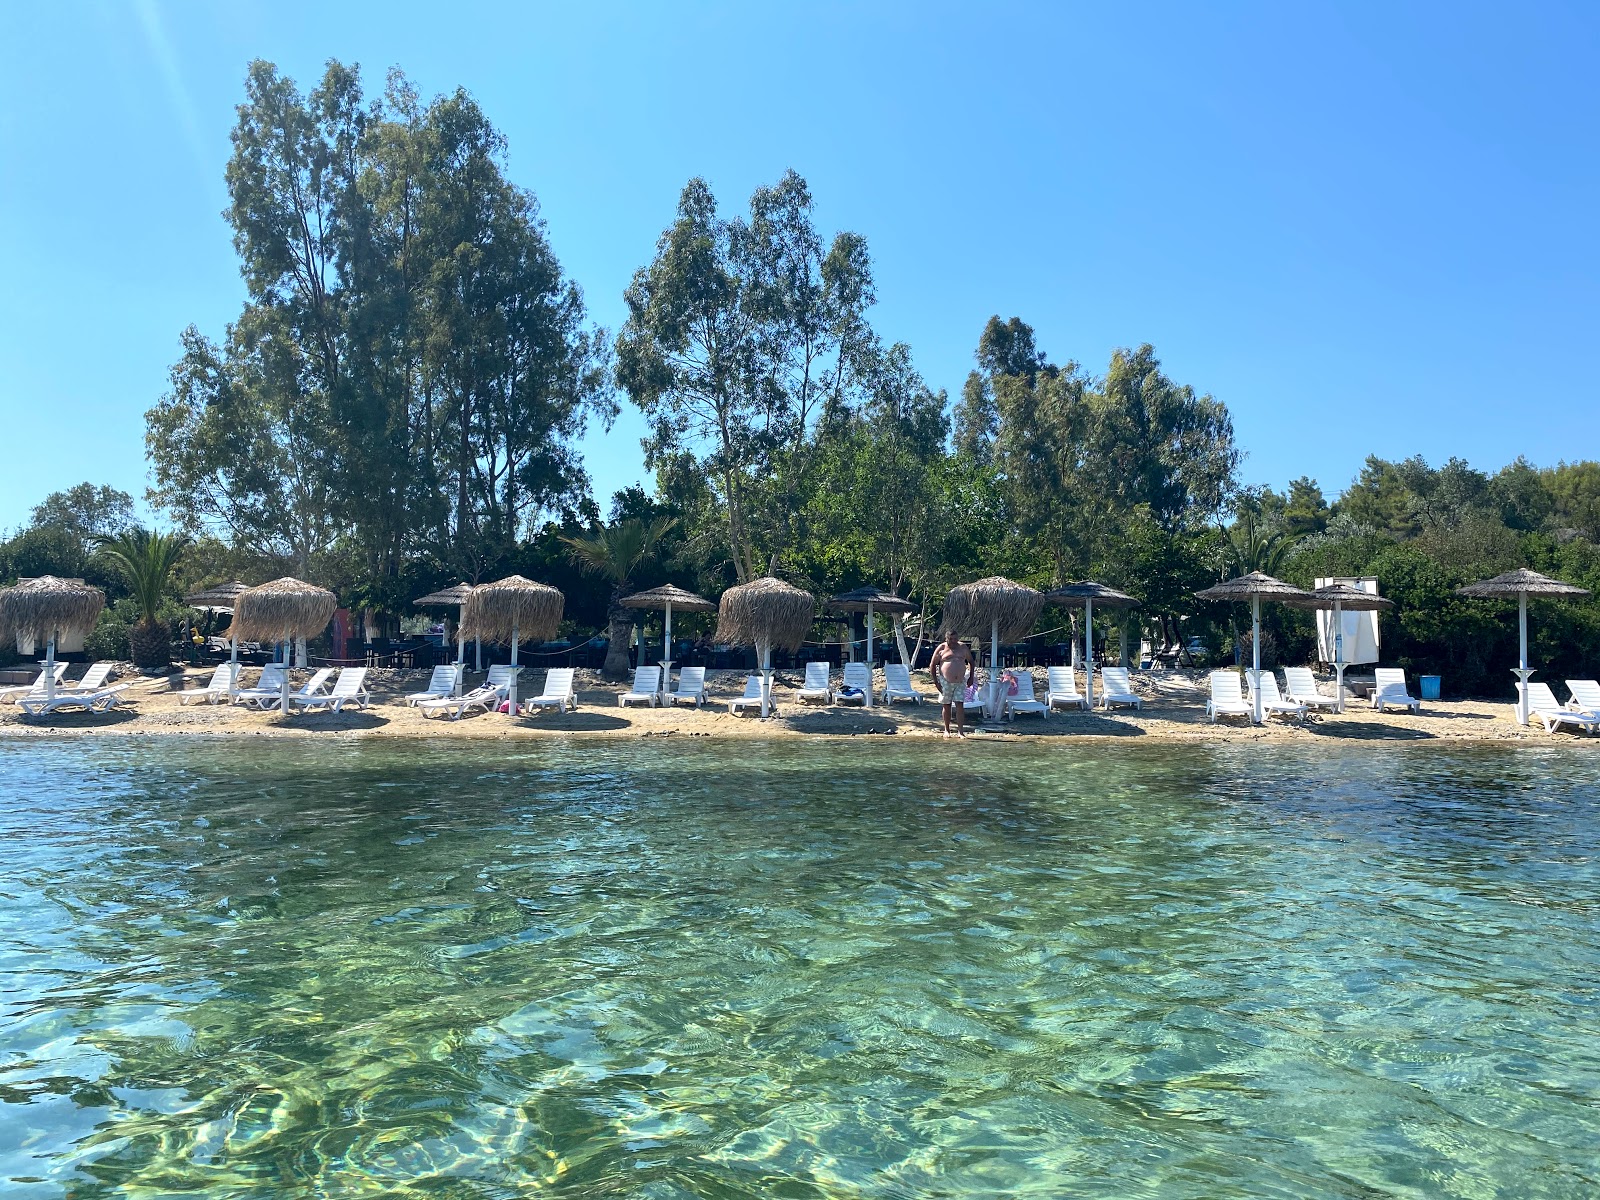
[943,577,1045,721]
[415,583,476,695]
[186,581,251,699]
[1456,569,1591,724]
[1046,582,1139,710]
[827,586,917,707]
[620,584,716,696]
[1304,583,1394,713]
[1194,572,1315,724]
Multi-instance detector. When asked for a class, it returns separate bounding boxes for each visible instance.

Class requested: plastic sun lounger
[419,683,502,720]
[244,667,334,711]
[1253,672,1309,721]
[1207,671,1254,723]
[1099,667,1143,711]
[795,662,833,705]
[619,665,662,707]
[0,663,69,704]
[1046,666,1088,711]
[881,664,925,705]
[179,662,241,705]
[293,667,370,713]
[669,666,708,707]
[19,683,132,716]
[486,664,521,690]
[729,675,769,715]
[1566,679,1600,719]
[406,665,460,706]
[836,662,872,706]
[1371,668,1422,713]
[523,667,577,715]
[58,663,116,694]
[1526,682,1599,734]
[1005,671,1049,719]
[233,665,288,707]
[1282,666,1340,710]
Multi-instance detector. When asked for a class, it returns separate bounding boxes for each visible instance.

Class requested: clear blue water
[0,737,1596,1198]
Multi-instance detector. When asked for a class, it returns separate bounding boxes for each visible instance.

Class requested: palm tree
[94,528,191,668]
[560,517,677,680]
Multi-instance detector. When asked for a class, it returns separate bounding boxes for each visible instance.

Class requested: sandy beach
[1,664,1593,746]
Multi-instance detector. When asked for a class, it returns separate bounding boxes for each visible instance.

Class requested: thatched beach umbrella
[620,584,716,697]
[1046,581,1139,710]
[1305,583,1393,713]
[186,581,250,700]
[232,578,338,714]
[1194,572,1315,725]
[462,576,564,717]
[715,577,816,717]
[415,583,477,696]
[0,576,105,702]
[827,586,917,708]
[1456,569,1591,725]
[943,577,1045,720]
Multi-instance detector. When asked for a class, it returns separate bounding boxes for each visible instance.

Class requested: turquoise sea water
[0,737,1596,1199]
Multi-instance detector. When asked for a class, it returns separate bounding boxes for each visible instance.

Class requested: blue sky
[1,1,1595,533]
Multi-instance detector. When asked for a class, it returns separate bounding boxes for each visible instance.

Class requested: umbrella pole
[865,602,875,708]
[760,640,772,718]
[455,615,465,697]
[1084,598,1095,711]
[990,618,1001,721]
[662,601,673,700]
[1251,595,1262,725]
[1333,600,1346,714]
[280,657,290,715]
[509,623,519,717]
[229,633,239,703]
[44,632,57,701]
[1515,591,1531,725]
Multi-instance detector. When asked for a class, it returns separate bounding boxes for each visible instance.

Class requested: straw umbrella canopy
[185,580,251,698]
[461,576,564,717]
[942,577,1045,720]
[232,578,338,714]
[619,584,716,696]
[415,583,476,694]
[0,576,105,702]
[1046,581,1139,710]
[1302,583,1394,713]
[1194,572,1315,725]
[715,577,816,717]
[1456,569,1591,725]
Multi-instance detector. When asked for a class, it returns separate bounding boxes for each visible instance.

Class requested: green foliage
[93,528,191,626]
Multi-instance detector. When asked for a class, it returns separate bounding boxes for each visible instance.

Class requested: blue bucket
[1419,675,1441,700]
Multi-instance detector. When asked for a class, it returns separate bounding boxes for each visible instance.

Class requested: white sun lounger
[1207,671,1254,723]
[243,667,334,711]
[486,664,521,691]
[796,662,833,705]
[419,683,503,720]
[1526,683,1599,733]
[1282,666,1340,710]
[0,663,69,704]
[1046,666,1087,710]
[669,665,708,707]
[881,663,925,704]
[1371,668,1422,712]
[1005,671,1049,719]
[19,683,133,716]
[729,675,768,715]
[59,662,116,694]
[523,667,577,714]
[619,665,662,707]
[293,667,369,712]
[179,662,241,705]
[837,662,872,705]
[1099,667,1142,711]
[1253,672,1309,721]
[1565,679,1600,719]
[233,664,287,706]
[406,665,460,706]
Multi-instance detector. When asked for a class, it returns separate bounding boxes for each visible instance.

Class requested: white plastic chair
[1282,666,1339,710]
[293,667,370,712]
[1566,679,1600,719]
[179,662,240,706]
[619,665,662,707]
[19,684,132,716]
[1046,666,1087,711]
[1207,671,1253,723]
[1005,671,1048,719]
[419,684,502,720]
[0,663,69,704]
[1371,668,1421,712]
[406,665,459,706]
[233,664,288,707]
[837,662,872,705]
[729,675,768,715]
[1099,667,1142,710]
[881,664,924,704]
[1527,683,1599,733]
[523,667,577,714]
[796,662,833,705]
[669,666,708,707]
[1253,672,1308,721]
[59,663,116,694]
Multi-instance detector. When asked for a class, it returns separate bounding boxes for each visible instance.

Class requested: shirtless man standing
[929,630,976,737]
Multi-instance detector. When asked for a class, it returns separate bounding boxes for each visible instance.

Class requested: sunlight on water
[0,737,1596,1198]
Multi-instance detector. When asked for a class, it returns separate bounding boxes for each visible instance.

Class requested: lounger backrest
[1567,680,1600,710]
[209,663,236,689]
[843,662,871,691]
[1374,668,1411,695]
[675,666,706,694]
[423,665,455,693]
[257,665,286,690]
[1211,671,1245,705]
[542,668,575,698]
[1012,671,1038,702]
[78,663,114,690]
[331,667,368,696]
[1047,666,1078,695]
[741,675,763,699]
[487,664,521,688]
[1283,666,1318,698]
[1526,682,1561,713]
[299,668,335,696]
[885,664,912,692]
[1257,673,1284,704]
[632,665,661,693]
[803,662,830,690]
[1103,667,1133,695]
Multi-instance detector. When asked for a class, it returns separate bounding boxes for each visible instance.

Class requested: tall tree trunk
[601,596,633,680]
